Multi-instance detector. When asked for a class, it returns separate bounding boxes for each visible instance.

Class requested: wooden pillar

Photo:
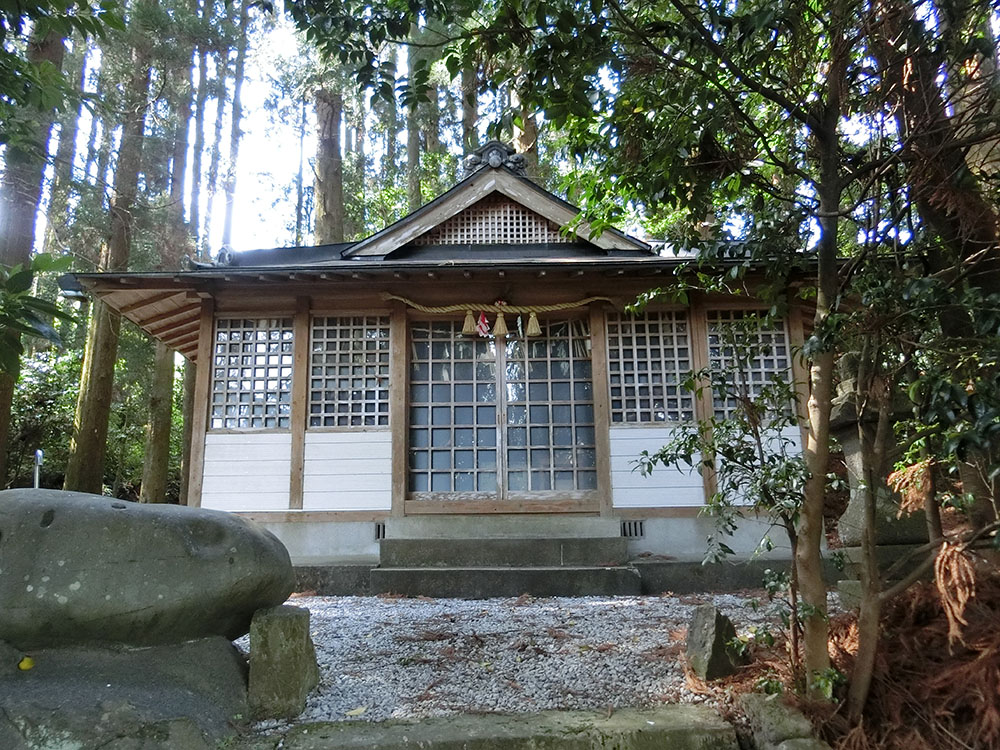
[389,302,408,517]
[186,297,215,507]
[589,305,614,517]
[288,297,311,510]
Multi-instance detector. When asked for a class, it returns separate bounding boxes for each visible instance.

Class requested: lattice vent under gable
[411,195,572,245]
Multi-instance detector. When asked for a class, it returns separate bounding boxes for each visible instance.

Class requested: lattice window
[504,320,597,492]
[411,195,571,245]
[607,311,694,423]
[309,316,390,427]
[408,318,596,496]
[211,318,294,429]
[706,310,790,419]
[409,322,500,493]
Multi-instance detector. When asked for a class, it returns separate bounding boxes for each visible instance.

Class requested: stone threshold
[239,705,738,750]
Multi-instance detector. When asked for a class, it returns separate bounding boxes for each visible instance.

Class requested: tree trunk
[139,341,174,502]
[221,0,249,249]
[295,97,307,245]
[314,87,345,244]
[64,21,153,494]
[406,72,421,210]
[512,90,539,177]
[178,360,196,505]
[796,13,849,695]
[461,65,478,155]
[43,44,88,256]
[0,30,66,485]
[205,9,232,257]
[140,45,195,503]
[189,1,211,258]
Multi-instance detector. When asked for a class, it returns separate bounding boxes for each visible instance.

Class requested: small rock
[249,605,320,719]
[740,693,816,748]
[0,489,294,648]
[686,604,747,680]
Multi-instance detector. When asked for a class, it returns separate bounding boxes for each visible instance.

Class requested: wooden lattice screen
[412,195,571,245]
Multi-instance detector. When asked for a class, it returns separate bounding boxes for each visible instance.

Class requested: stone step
[370,565,642,599]
[243,706,739,750]
[379,537,628,568]
[384,515,621,540]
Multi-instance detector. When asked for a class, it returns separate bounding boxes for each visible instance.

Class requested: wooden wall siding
[609,426,705,508]
[201,432,292,511]
[302,431,392,511]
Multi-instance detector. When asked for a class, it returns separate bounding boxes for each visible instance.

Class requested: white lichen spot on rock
[57,560,65,567]
[69,582,81,591]
[56,595,68,605]
[26,585,33,592]
[41,576,49,582]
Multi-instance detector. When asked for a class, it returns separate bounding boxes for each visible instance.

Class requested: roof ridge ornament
[463,140,527,177]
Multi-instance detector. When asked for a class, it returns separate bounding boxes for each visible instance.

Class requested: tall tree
[65,2,155,493]
[0,29,67,482]
[220,0,249,249]
[314,86,344,243]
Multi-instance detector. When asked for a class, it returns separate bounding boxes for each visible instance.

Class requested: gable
[411,195,572,246]
[344,166,650,259]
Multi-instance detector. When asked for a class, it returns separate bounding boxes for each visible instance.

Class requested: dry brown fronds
[934,542,976,645]
[887,459,933,517]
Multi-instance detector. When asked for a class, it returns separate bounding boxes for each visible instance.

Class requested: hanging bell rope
[380,293,613,316]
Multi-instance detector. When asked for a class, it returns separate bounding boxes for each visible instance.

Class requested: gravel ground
[248,590,816,732]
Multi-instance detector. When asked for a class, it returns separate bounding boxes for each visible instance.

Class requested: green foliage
[1,0,123,146]
[0,254,74,374]
[6,348,80,488]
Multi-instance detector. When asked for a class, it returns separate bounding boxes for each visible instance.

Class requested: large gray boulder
[0,489,294,648]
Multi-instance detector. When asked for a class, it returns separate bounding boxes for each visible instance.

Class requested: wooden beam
[238,510,390,523]
[589,305,614,518]
[137,302,201,328]
[119,291,181,315]
[288,296,310,510]
[389,302,408,518]
[186,298,215,507]
[163,330,199,349]
[148,317,199,338]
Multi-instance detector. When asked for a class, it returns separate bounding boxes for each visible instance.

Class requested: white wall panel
[610,426,704,508]
[202,432,291,511]
[302,431,392,511]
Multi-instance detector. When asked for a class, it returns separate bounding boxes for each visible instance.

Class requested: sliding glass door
[408,319,597,502]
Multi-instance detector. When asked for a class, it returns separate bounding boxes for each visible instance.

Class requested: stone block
[0,636,247,748]
[686,604,747,680]
[249,605,320,719]
[739,693,815,749]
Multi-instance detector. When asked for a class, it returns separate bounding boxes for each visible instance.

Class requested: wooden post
[186,297,215,507]
[389,302,408,517]
[288,296,311,510]
[589,305,614,517]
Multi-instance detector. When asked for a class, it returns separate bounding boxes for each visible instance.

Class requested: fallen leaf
[345,706,367,717]
[17,656,33,671]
